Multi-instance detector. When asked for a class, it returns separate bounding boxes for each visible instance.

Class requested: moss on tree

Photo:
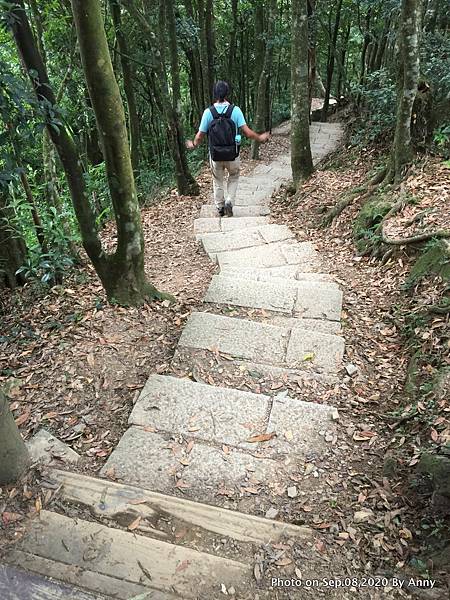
[407,240,450,285]
[353,197,393,253]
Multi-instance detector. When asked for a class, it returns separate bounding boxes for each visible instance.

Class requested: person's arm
[241,124,270,143]
[186,131,206,149]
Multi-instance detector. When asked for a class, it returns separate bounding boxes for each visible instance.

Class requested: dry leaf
[353,430,377,441]
[284,430,294,441]
[247,431,276,443]
[128,516,141,530]
[275,557,293,567]
[14,410,30,427]
[175,559,190,572]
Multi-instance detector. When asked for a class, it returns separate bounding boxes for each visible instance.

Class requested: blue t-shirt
[199,102,246,134]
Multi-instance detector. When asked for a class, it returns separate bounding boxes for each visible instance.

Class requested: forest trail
[6,123,391,600]
[101,121,346,506]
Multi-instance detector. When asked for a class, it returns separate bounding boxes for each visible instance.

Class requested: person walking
[186,81,270,217]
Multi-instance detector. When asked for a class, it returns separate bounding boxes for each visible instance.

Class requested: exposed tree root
[320,185,367,226]
[427,303,450,315]
[382,229,450,246]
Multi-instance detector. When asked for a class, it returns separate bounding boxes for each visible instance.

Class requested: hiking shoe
[224,201,233,217]
[218,207,225,217]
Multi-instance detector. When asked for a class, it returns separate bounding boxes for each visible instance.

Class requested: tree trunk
[198,0,211,104]
[205,0,215,99]
[336,22,350,98]
[8,1,106,277]
[28,0,63,215]
[253,3,266,113]
[315,69,326,97]
[0,193,27,289]
[0,389,29,484]
[389,0,421,182]
[70,0,165,304]
[121,0,199,196]
[321,0,343,121]
[307,0,317,106]
[251,0,277,159]
[228,0,238,84]
[291,0,314,186]
[110,0,141,173]
[183,0,203,123]
[165,0,200,196]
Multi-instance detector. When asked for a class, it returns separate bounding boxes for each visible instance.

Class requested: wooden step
[5,470,312,599]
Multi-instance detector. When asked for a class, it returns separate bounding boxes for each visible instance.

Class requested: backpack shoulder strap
[209,105,220,119]
[224,104,235,119]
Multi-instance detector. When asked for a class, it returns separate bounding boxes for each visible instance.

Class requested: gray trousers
[209,157,241,209]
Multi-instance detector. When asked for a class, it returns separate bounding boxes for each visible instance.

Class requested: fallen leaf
[2,512,23,525]
[353,430,377,441]
[128,516,141,530]
[247,432,276,443]
[284,430,294,441]
[14,410,31,427]
[275,557,293,567]
[175,559,190,573]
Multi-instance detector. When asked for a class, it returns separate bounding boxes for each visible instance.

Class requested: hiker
[186,81,270,217]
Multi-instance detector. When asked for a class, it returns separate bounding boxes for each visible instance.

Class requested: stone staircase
[5,122,345,599]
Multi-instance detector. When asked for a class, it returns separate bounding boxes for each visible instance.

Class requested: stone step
[200,204,270,218]
[194,216,269,235]
[220,264,334,283]
[102,426,283,505]
[129,374,336,457]
[233,192,271,206]
[129,375,269,451]
[204,275,342,321]
[200,224,294,258]
[178,312,344,375]
[217,240,321,271]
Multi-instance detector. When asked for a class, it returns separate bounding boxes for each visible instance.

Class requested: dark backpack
[208,104,239,162]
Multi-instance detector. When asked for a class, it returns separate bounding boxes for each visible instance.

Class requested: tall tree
[70,0,166,304]
[388,0,421,182]
[110,0,141,173]
[228,0,239,84]
[321,0,343,121]
[165,0,200,195]
[198,0,215,104]
[121,0,199,196]
[7,1,163,304]
[0,191,27,289]
[251,0,277,160]
[291,0,314,186]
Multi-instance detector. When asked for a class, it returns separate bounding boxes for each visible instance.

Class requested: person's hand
[185,140,195,150]
[259,132,270,144]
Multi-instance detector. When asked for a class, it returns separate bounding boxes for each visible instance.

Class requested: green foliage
[16,249,73,285]
[350,69,397,144]
[421,32,450,106]
[433,124,450,159]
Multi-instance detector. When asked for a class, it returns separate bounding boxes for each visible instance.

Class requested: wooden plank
[5,553,176,600]
[0,564,109,600]
[50,469,311,546]
[12,510,250,599]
